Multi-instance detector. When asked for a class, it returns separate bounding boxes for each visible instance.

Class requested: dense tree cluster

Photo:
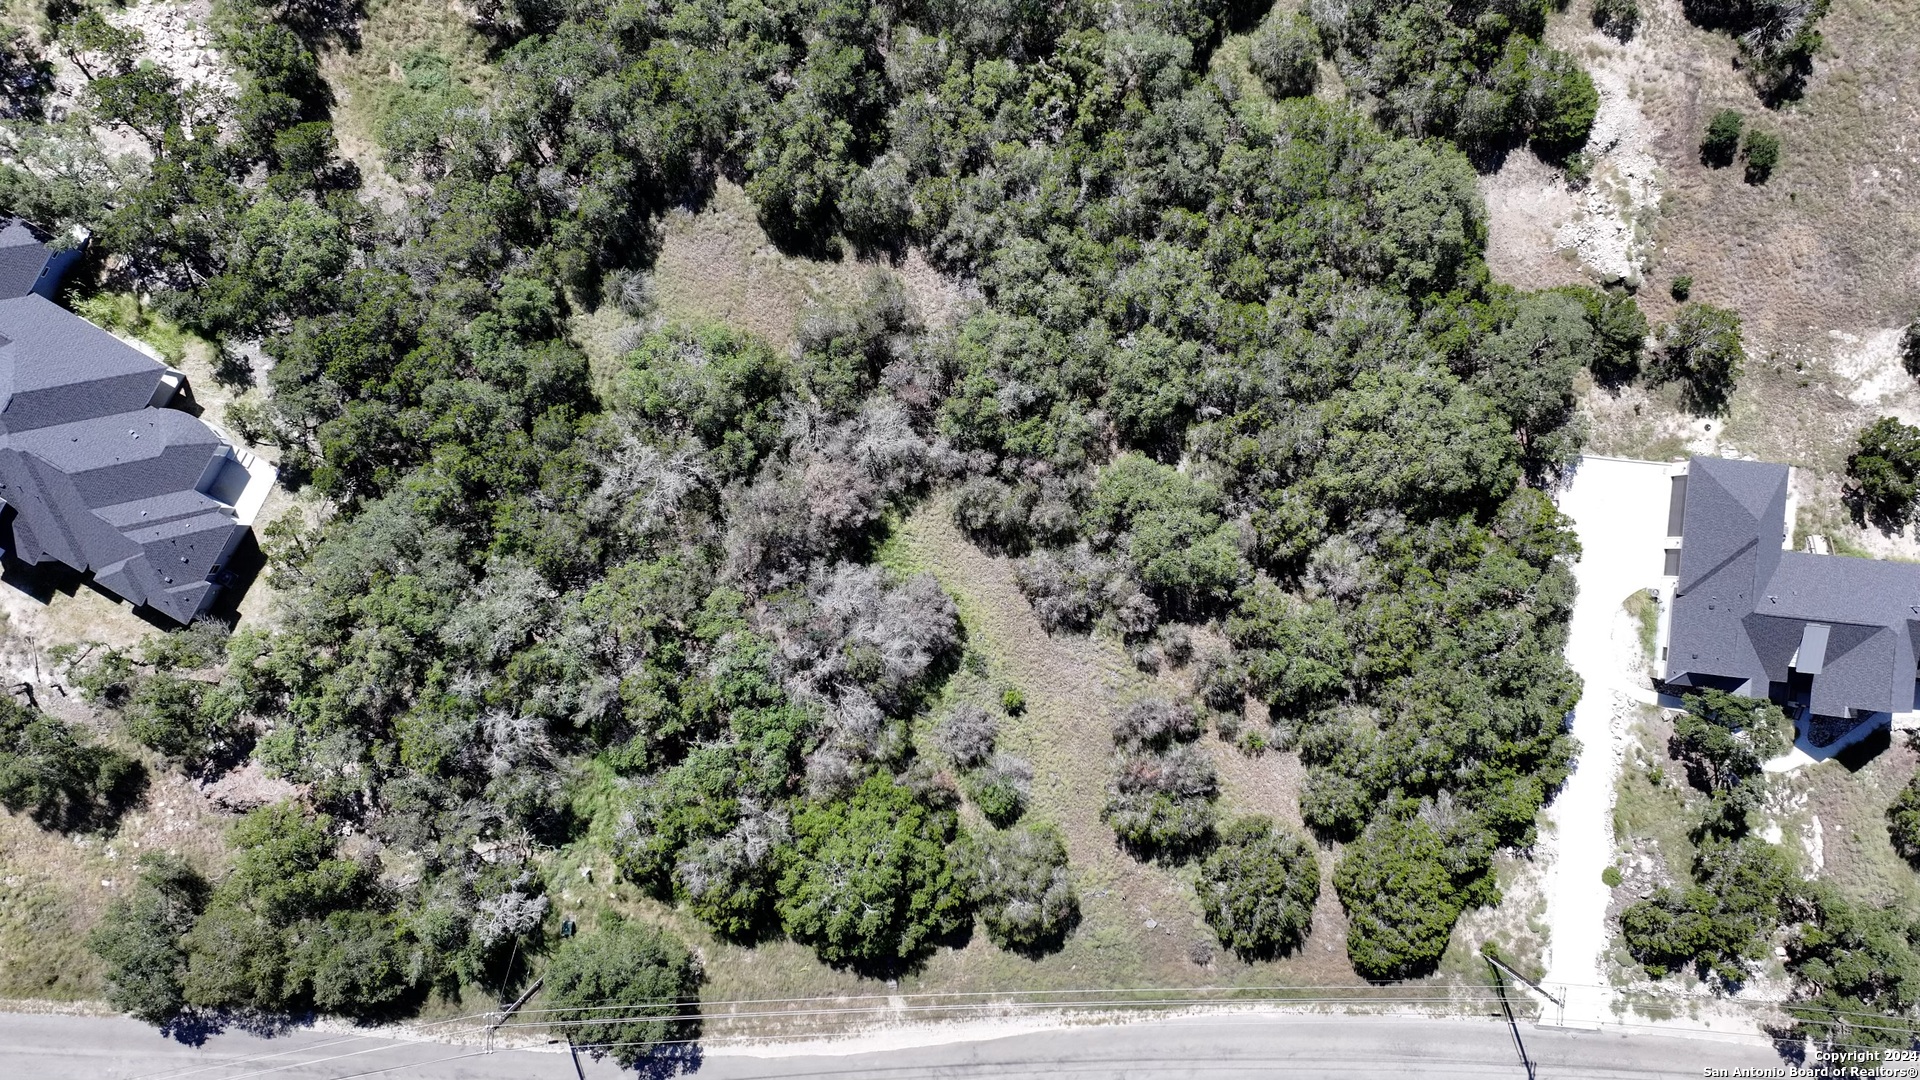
[12,0,1644,1018]
[1310,0,1598,164]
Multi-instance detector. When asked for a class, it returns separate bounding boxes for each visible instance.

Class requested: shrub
[777,775,969,970]
[88,853,209,1024]
[1601,865,1623,888]
[934,703,997,769]
[966,754,1032,827]
[1652,303,1745,415]
[1249,11,1320,100]
[959,823,1079,956]
[1196,816,1321,960]
[1847,417,1920,531]
[1000,685,1027,717]
[1902,320,1920,380]
[1888,773,1920,864]
[1104,744,1217,858]
[1110,697,1200,751]
[1700,110,1743,167]
[1741,129,1780,183]
[1592,0,1641,40]
[544,918,701,1068]
[0,696,146,832]
[1669,274,1694,302]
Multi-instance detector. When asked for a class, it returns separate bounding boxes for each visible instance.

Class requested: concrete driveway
[1542,456,1675,1024]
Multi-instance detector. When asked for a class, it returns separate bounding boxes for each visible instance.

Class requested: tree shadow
[160,1009,226,1047]
[630,1039,704,1078]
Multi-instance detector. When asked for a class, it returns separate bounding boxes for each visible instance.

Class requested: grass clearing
[1613,706,1696,884]
[1623,589,1659,666]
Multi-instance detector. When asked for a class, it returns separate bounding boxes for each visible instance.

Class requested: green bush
[1902,320,1920,380]
[543,918,702,1068]
[1592,0,1641,40]
[88,853,208,1024]
[1196,816,1321,961]
[1249,11,1320,100]
[965,754,1031,828]
[959,824,1079,956]
[1847,417,1920,531]
[1652,303,1746,415]
[777,775,969,970]
[0,695,145,832]
[1104,745,1218,859]
[1741,129,1780,183]
[1601,865,1623,888]
[121,672,223,766]
[1700,110,1743,167]
[1670,275,1694,301]
[1887,773,1920,864]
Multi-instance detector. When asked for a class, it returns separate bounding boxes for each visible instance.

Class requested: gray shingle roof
[0,216,265,623]
[1666,455,1920,717]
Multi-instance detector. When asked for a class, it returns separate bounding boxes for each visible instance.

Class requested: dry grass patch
[315,0,494,209]
[649,181,876,354]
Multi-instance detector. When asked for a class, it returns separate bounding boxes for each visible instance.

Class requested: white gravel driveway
[1540,456,1673,1024]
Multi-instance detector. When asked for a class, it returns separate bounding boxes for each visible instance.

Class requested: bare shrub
[935,703,997,769]
[1111,697,1200,751]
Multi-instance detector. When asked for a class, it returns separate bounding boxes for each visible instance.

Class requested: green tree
[1700,109,1743,167]
[1249,11,1320,100]
[543,918,701,1068]
[1334,812,1493,981]
[1786,886,1920,1051]
[959,823,1079,956]
[121,672,223,767]
[1741,128,1780,183]
[1652,303,1746,414]
[1847,417,1920,531]
[1669,690,1791,794]
[88,853,209,1024]
[777,775,969,970]
[0,696,145,832]
[1621,837,1798,983]
[1196,816,1321,961]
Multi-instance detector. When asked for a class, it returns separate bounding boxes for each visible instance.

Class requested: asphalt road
[0,1011,1790,1079]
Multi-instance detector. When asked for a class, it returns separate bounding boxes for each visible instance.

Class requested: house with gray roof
[1659,455,1920,721]
[0,218,274,623]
